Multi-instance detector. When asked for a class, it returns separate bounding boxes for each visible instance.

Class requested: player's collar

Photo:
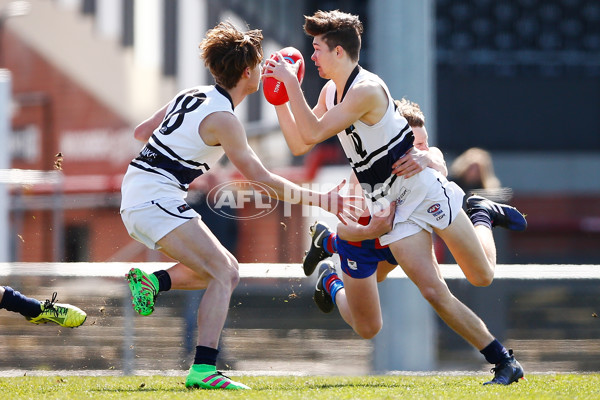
[334,65,361,106]
[215,84,235,111]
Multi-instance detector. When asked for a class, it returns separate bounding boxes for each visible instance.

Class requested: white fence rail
[2,263,600,374]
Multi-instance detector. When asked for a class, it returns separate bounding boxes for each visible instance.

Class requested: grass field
[1,373,600,399]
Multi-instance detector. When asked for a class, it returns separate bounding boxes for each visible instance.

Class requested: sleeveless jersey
[120,85,232,211]
[325,67,445,221]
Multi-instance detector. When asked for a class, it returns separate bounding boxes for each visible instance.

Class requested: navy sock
[480,339,510,364]
[153,270,171,292]
[0,286,42,318]
[469,209,493,230]
[193,345,219,366]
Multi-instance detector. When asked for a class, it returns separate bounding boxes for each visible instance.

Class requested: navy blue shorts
[337,238,398,279]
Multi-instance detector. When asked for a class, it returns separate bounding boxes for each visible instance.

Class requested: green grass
[1,374,600,399]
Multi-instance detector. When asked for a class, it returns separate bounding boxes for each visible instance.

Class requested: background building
[2,0,596,265]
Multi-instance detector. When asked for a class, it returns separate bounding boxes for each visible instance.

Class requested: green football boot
[185,364,250,390]
[126,268,159,316]
[26,292,87,328]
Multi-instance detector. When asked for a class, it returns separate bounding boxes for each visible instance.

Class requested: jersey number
[159,90,207,135]
[345,125,367,158]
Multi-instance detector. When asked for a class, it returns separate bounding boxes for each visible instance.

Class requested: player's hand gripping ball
[263,47,305,105]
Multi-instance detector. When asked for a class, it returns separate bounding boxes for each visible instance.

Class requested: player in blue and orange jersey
[0,286,86,327]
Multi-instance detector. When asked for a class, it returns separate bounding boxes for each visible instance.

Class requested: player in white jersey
[120,22,360,391]
[301,98,447,286]
[263,10,526,385]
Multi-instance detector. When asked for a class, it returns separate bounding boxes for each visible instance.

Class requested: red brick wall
[6,30,131,174]
[5,31,131,261]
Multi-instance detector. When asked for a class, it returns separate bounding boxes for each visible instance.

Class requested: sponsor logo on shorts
[428,203,446,220]
[427,204,441,214]
[177,204,192,213]
[347,260,358,270]
[396,186,411,205]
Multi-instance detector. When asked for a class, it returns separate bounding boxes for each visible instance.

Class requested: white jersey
[325,66,447,223]
[121,85,232,211]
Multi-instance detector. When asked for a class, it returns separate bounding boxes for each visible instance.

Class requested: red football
[263,47,305,105]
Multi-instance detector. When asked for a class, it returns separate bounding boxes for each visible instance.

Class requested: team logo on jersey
[207,180,279,220]
[139,145,157,161]
[347,260,358,270]
[177,204,192,213]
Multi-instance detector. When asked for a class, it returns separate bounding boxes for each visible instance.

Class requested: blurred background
[0,0,599,375]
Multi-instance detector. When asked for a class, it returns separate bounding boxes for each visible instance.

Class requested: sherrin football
[263,47,305,105]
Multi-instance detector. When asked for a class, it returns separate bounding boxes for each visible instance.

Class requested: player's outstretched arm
[133,102,170,142]
[211,112,361,224]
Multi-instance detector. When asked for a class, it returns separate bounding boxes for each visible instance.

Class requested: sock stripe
[324,274,339,293]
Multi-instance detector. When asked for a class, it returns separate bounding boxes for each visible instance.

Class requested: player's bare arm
[264,55,386,146]
[392,146,448,178]
[205,111,361,224]
[133,102,169,142]
[273,104,315,156]
[272,82,330,155]
[428,147,448,176]
[336,201,396,242]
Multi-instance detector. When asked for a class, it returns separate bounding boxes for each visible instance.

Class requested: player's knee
[225,261,241,290]
[468,272,493,287]
[419,286,445,306]
[209,257,240,291]
[354,319,382,339]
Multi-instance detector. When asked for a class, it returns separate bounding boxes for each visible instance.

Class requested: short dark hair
[200,22,263,89]
[304,10,363,62]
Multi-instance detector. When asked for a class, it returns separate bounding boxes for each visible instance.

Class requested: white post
[372,278,436,372]
[0,69,11,261]
[177,0,207,89]
[368,0,436,144]
[368,0,438,371]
